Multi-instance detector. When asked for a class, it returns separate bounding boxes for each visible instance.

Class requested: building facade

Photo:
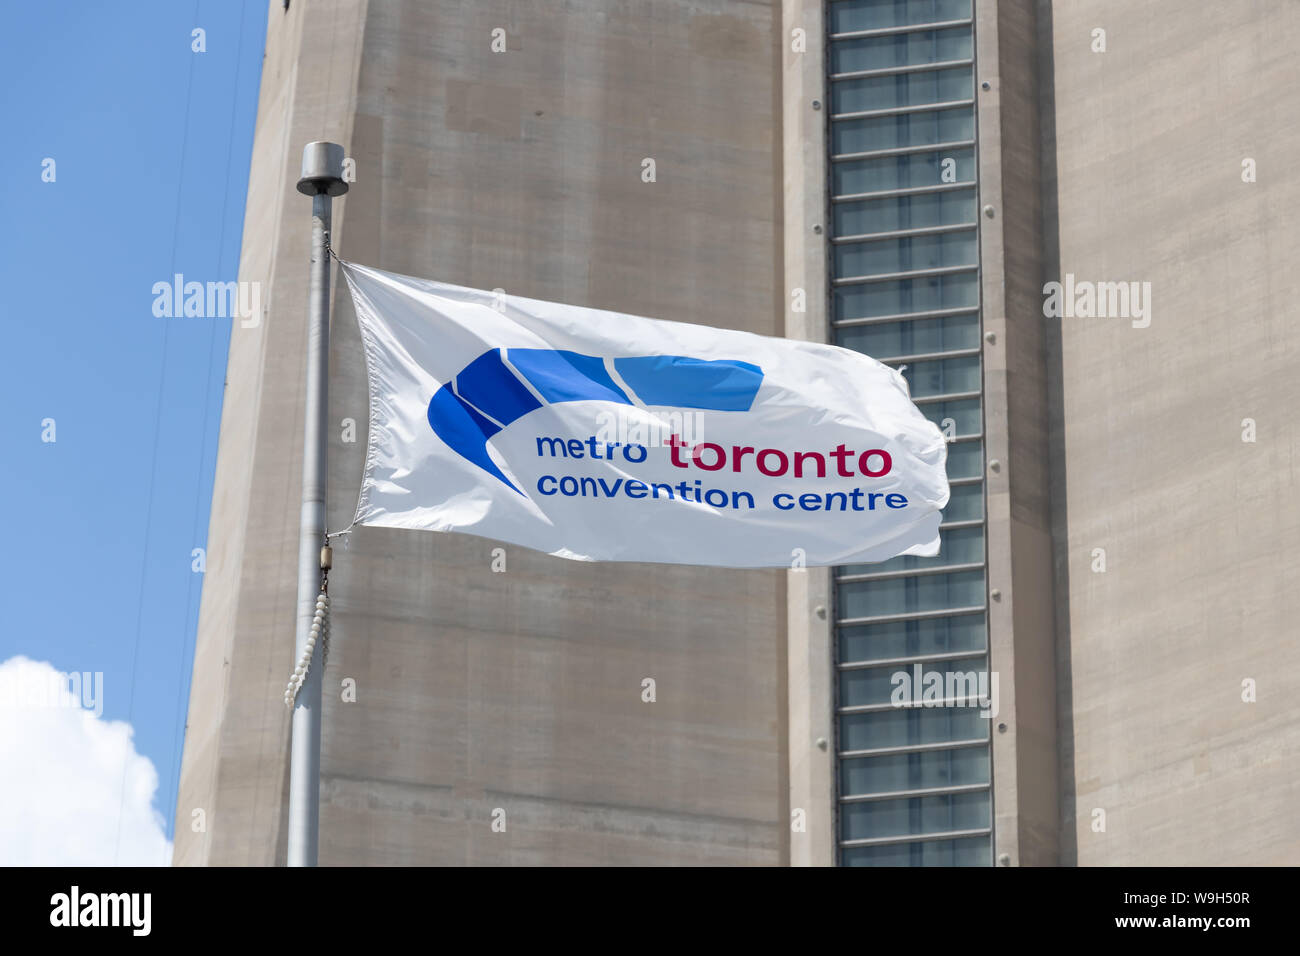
[175,0,1300,865]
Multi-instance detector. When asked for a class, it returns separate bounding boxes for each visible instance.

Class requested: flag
[339,261,949,568]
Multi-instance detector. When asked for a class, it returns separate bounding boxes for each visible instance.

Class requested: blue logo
[427,349,765,492]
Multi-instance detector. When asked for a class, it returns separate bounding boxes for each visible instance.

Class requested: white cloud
[0,656,173,866]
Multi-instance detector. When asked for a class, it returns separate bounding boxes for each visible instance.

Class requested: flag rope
[284,544,332,708]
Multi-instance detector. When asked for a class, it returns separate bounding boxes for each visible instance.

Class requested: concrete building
[174,0,1300,865]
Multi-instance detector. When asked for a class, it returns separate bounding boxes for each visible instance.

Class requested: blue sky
[0,1,266,861]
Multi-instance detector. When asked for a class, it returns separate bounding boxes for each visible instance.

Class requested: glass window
[848,525,984,575]
[831,65,972,115]
[840,746,990,796]
[940,479,983,520]
[835,313,979,359]
[834,230,977,279]
[839,611,987,664]
[839,655,987,708]
[829,0,973,34]
[838,568,985,619]
[942,439,983,479]
[830,26,973,73]
[899,354,980,397]
[841,835,991,866]
[833,147,975,196]
[841,789,989,841]
[834,272,978,321]
[834,188,976,235]
[832,108,974,154]
[839,704,989,751]
[917,397,982,436]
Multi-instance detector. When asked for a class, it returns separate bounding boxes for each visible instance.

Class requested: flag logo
[427,348,764,493]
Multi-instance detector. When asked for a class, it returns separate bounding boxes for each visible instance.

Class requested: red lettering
[830,444,854,478]
[793,451,826,478]
[693,442,725,471]
[667,433,689,468]
[859,449,892,478]
[757,449,789,476]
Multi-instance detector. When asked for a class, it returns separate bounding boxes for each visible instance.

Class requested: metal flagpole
[288,142,347,867]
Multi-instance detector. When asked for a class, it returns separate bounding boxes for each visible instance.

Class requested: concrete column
[782,0,836,867]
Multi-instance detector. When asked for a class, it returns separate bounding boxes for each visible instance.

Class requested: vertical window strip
[825,0,990,867]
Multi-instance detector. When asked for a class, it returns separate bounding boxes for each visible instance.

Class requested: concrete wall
[978,0,1061,867]
[173,0,371,867]
[781,0,835,866]
[176,0,789,865]
[1046,0,1300,864]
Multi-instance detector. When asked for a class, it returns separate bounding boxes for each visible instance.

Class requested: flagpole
[288,141,347,867]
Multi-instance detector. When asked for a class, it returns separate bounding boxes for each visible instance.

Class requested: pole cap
[296,141,348,196]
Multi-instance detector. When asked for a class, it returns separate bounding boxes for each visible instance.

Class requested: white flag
[340,262,949,568]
